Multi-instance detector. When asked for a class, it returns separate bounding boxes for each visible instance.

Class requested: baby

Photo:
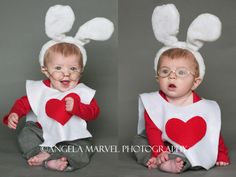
[134,4,230,173]
[2,5,113,171]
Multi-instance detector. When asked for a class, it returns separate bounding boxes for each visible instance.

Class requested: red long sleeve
[3,80,99,125]
[68,93,100,121]
[217,134,230,162]
[145,110,168,157]
[2,96,31,125]
[144,91,230,162]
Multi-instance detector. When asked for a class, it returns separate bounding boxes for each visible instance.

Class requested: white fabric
[152,4,222,80]
[138,92,221,169]
[26,80,95,147]
[39,4,114,67]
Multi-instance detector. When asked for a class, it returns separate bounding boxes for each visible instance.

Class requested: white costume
[3,4,114,171]
[138,92,221,169]
[135,4,223,169]
[25,5,114,147]
[26,80,95,147]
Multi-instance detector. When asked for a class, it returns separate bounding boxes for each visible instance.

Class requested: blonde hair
[157,48,199,77]
[44,43,83,68]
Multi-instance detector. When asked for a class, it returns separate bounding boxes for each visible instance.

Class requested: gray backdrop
[0,0,236,176]
[119,0,236,155]
[0,0,117,140]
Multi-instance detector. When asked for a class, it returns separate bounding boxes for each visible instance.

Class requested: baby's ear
[192,77,202,90]
[41,66,49,78]
[155,75,159,82]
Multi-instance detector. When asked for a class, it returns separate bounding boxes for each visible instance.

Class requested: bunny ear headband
[39,5,114,67]
[152,4,222,80]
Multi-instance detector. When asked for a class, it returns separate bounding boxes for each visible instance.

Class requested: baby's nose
[63,69,70,77]
[168,71,177,79]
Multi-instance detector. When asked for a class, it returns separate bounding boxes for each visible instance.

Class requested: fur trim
[45,5,75,41]
[76,17,114,45]
[187,13,222,51]
[152,4,180,46]
[39,5,114,67]
[152,4,222,80]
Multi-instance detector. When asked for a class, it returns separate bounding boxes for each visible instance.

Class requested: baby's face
[157,56,201,99]
[43,53,82,92]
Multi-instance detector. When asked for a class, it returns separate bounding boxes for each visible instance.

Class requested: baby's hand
[146,157,158,169]
[8,113,19,129]
[156,151,169,165]
[65,97,74,112]
[216,161,229,166]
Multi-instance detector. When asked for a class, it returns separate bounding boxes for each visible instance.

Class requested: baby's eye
[55,66,62,70]
[160,68,170,74]
[177,69,188,76]
[162,69,169,74]
[70,67,79,71]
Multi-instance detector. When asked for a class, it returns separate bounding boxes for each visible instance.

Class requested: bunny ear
[152,4,180,46]
[45,5,75,40]
[187,14,222,51]
[75,17,114,45]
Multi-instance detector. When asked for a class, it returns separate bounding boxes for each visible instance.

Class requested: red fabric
[217,134,230,162]
[43,79,51,87]
[3,80,51,126]
[2,79,99,126]
[145,91,230,163]
[3,96,31,125]
[69,93,99,121]
[165,116,207,149]
[45,94,74,126]
[145,110,168,157]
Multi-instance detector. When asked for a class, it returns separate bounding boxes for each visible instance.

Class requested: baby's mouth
[168,84,176,89]
[60,80,70,86]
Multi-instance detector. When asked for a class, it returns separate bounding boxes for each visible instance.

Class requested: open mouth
[168,84,176,89]
[60,80,70,86]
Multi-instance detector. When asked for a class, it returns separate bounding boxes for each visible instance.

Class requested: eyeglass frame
[156,66,196,79]
[41,66,83,81]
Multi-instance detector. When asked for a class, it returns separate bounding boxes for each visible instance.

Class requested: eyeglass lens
[158,67,190,78]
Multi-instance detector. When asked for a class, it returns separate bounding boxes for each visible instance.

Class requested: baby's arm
[8,113,19,129]
[3,96,31,129]
[145,110,169,169]
[65,93,100,121]
[216,134,230,166]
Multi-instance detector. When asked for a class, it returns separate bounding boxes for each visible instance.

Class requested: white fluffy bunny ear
[187,14,222,51]
[45,5,75,41]
[152,4,180,46]
[75,17,114,45]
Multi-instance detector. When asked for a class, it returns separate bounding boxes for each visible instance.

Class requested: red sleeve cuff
[66,93,99,121]
[63,93,81,115]
[70,95,81,116]
[2,112,20,126]
[2,114,9,125]
[217,153,230,163]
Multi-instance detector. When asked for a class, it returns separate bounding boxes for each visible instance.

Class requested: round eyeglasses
[157,67,195,78]
[44,68,82,81]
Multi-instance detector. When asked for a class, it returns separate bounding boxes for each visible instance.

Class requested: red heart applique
[165,116,207,149]
[45,93,76,126]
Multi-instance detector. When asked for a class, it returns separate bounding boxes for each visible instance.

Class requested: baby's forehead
[159,56,197,68]
[161,55,195,63]
[45,52,82,64]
